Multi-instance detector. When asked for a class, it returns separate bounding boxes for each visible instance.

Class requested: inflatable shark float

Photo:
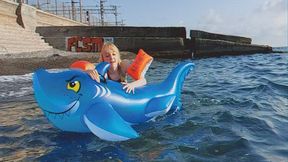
[33,61,195,141]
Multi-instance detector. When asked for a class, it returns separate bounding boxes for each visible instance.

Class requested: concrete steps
[0,24,53,54]
[0,35,47,43]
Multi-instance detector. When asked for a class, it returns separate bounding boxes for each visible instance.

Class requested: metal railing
[17,0,125,26]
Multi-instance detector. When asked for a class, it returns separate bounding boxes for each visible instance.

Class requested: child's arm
[85,69,100,83]
[122,77,147,94]
[121,59,147,94]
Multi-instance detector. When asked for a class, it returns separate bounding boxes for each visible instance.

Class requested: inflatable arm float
[33,61,195,141]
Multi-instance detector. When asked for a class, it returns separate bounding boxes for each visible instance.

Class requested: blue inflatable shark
[33,61,194,141]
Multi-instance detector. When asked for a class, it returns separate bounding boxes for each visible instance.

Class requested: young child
[86,42,147,94]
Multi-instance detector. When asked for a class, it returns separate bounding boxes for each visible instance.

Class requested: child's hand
[85,69,100,83]
[122,82,135,94]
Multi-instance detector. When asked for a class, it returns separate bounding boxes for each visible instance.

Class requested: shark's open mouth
[43,97,80,115]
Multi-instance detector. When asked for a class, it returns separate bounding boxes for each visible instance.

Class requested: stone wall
[36,26,186,37]
[191,38,272,58]
[190,30,252,44]
[36,26,273,58]
[188,30,272,58]
[42,36,185,52]
[36,26,188,57]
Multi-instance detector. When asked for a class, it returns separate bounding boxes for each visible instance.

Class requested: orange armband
[127,49,153,80]
[70,60,95,71]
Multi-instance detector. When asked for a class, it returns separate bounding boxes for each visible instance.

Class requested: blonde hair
[99,42,126,82]
[99,42,121,63]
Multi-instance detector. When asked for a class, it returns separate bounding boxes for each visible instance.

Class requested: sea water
[0,48,287,161]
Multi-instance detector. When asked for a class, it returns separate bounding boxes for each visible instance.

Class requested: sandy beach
[0,49,136,75]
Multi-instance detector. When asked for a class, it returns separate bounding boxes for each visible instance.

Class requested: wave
[259,77,288,97]
[0,73,32,83]
[273,46,288,53]
[0,74,33,102]
[0,69,66,101]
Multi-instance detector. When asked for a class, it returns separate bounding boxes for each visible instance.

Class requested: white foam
[0,87,33,98]
[0,73,33,82]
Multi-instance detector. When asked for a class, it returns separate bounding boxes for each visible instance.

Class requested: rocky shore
[0,49,136,75]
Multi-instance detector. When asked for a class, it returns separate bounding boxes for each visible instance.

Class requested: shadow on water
[37,133,129,161]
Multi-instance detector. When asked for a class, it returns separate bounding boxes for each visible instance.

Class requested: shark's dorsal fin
[144,95,176,118]
[83,102,139,141]
[95,62,110,77]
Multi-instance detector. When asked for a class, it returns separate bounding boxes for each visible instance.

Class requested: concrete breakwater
[35,26,188,58]
[36,26,272,58]
[188,30,272,58]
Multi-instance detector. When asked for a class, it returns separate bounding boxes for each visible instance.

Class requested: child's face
[101,47,119,65]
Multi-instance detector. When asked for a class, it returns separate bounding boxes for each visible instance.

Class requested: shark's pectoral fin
[145,95,176,117]
[83,102,139,141]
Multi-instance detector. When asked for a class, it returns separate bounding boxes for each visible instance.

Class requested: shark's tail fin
[163,61,195,112]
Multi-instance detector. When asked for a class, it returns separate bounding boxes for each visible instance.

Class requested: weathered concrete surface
[17,3,37,31]
[148,50,191,58]
[36,26,186,38]
[36,26,187,54]
[0,0,18,26]
[42,36,185,52]
[0,0,86,54]
[190,30,252,44]
[191,38,272,58]
[36,9,87,27]
[0,0,86,32]
[0,24,52,54]
[116,37,185,52]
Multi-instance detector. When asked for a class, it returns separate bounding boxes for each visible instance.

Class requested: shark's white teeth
[69,101,80,114]
[66,100,76,108]
[43,99,80,120]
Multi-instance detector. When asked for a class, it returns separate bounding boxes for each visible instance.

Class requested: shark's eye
[67,81,80,93]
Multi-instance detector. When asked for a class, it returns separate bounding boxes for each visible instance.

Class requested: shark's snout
[33,68,81,114]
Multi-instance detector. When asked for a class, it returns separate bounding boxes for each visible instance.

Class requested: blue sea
[0,48,287,161]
